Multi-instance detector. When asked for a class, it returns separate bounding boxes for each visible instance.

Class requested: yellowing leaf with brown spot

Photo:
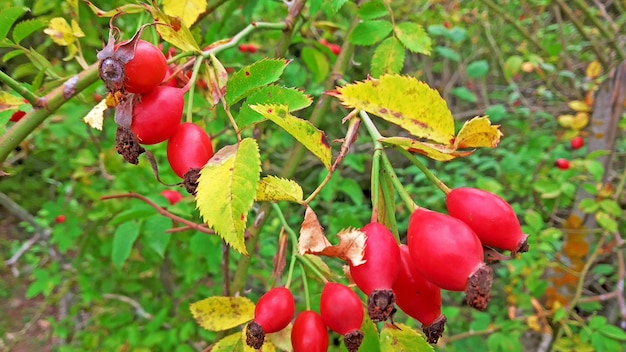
[331,75,455,144]
[571,112,589,130]
[453,116,503,148]
[83,99,108,130]
[568,100,592,113]
[195,138,261,255]
[557,114,575,128]
[163,0,207,28]
[190,296,255,331]
[44,18,75,46]
[250,104,332,169]
[298,207,366,265]
[143,4,200,52]
[0,92,26,112]
[381,137,473,161]
[586,61,602,79]
[211,332,243,351]
[255,176,303,203]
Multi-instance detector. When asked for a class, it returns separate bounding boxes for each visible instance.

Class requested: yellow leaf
[557,114,574,128]
[571,112,589,130]
[211,332,244,351]
[242,325,277,351]
[586,61,602,79]
[255,176,303,203]
[82,99,108,131]
[0,92,26,112]
[190,296,255,331]
[250,104,332,169]
[70,19,84,38]
[143,4,200,52]
[527,315,541,332]
[380,137,473,161]
[44,18,75,46]
[331,75,455,144]
[163,0,207,28]
[195,139,261,255]
[568,100,592,113]
[453,116,503,149]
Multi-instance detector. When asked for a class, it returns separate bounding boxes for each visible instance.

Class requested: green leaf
[394,22,431,54]
[190,296,255,331]
[349,20,393,46]
[451,87,477,103]
[591,264,614,275]
[301,47,329,83]
[111,221,140,269]
[434,46,460,61]
[330,0,348,13]
[250,104,332,169]
[467,60,490,79]
[12,18,47,44]
[595,212,617,233]
[427,24,448,37]
[255,176,303,203]
[578,198,599,214]
[380,324,433,352]
[599,199,622,217]
[226,59,289,106]
[584,160,604,181]
[358,0,388,20]
[3,49,24,63]
[484,104,507,122]
[236,85,312,128]
[195,139,261,255]
[447,27,467,43]
[588,316,607,329]
[523,209,543,231]
[332,75,455,144]
[371,37,405,77]
[600,325,626,341]
[504,55,523,80]
[360,312,382,352]
[0,7,28,41]
[142,215,172,258]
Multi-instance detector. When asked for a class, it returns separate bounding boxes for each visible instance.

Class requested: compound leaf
[371,37,405,77]
[190,296,255,331]
[195,139,260,255]
[163,0,207,28]
[250,104,331,169]
[0,7,28,41]
[394,22,431,54]
[255,176,303,203]
[331,75,455,144]
[12,18,47,44]
[350,19,393,46]
[226,59,289,106]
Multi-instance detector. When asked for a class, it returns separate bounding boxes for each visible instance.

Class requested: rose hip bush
[1,1,625,351]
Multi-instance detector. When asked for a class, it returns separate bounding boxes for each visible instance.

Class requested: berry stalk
[393,146,451,195]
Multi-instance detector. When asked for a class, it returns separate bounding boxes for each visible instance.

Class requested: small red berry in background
[443,21,451,29]
[55,215,66,224]
[570,136,584,150]
[513,100,521,107]
[238,44,257,53]
[319,39,340,55]
[9,111,26,122]
[246,287,295,349]
[291,310,328,352]
[238,44,248,53]
[160,190,183,205]
[555,158,570,170]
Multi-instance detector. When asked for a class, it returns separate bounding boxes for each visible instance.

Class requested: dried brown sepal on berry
[465,263,493,311]
[367,289,396,323]
[115,127,145,164]
[183,168,201,195]
[245,321,265,350]
[422,314,446,344]
[343,330,364,352]
[513,234,530,255]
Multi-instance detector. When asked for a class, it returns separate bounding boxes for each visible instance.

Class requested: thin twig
[100,193,215,235]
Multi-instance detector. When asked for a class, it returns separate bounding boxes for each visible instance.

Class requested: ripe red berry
[291,311,328,352]
[349,222,400,322]
[320,283,364,352]
[393,245,446,343]
[55,215,66,224]
[160,190,183,205]
[446,187,528,254]
[167,123,214,178]
[570,136,584,150]
[9,110,26,122]
[247,44,258,53]
[238,44,249,53]
[131,86,184,145]
[408,208,493,311]
[123,40,168,94]
[555,158,570,170]
[246,287,295,349]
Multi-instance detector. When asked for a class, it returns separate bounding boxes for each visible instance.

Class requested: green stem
[370,148,382,223]
[296,255,328,284]
[0,64,100,166]
[201,22,287,59]
[380,152,418,211]
[379,167,400,241]
[185,55,204,123]
[271,203,299,288]
[393,146,451,195]
[299,262,311,310]
[570,0,626,60]
[0,70,42,107]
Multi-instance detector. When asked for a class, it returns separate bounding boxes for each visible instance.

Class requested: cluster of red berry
[555,136,584,170]
[245,187,527,350]
[97,35,214,192]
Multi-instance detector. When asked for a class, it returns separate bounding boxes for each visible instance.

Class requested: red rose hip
[408,208,493,310]
[446,187,528,254]
[291,311,328,352]
[167,123,214,178]
[320,283,364,352]
[349,222,400,322]
[123,40,168,94]
[246,287,295,349]
[131,86,184,145]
